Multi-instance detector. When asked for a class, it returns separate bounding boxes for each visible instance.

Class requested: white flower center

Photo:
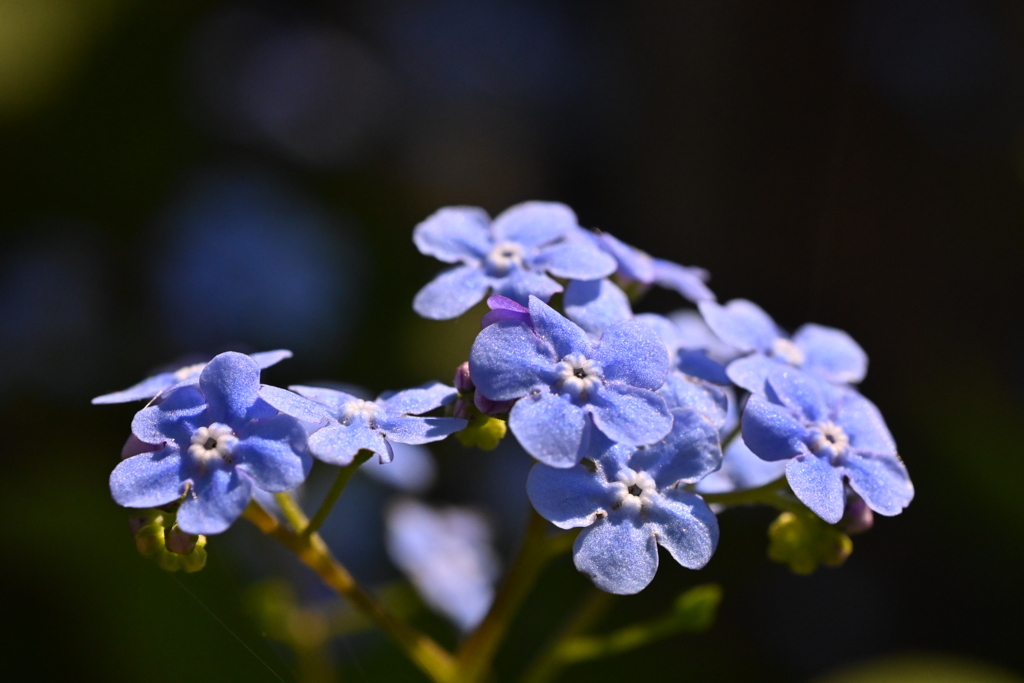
[188,423,238,468]
[810,421,849,460]
[340,399,380,427]
[609,468,658,514]
[771,338,805,366]
[555,354,604,399]
[173,362,208,381]
[485,241,525,276]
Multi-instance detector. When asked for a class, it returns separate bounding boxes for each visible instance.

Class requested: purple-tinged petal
[259,385,333,423]
[564,279,632,336]
[841,452,913,516]
[508,389,589,468]
[741,394,810,462]
[413,206,492,263]
[597,232,655,283]
[470,320,556,401]
[589,384,672,447]
[657,373,728,429]
[651,259,715,303]
[726,354,782,394]
[481,295,531,328]
[176,468,254,535]
[251,349,293,370]
[131,385,208,446]
[378,415,467,445]
[527,296,592,359]
[379,382,458,416]
[698,299,779,353]
[531,237,617,280]
[490,201,577,248]
[307,422,390,466]
[793,324,868,384]
[594,319,670,390]
[786,454,845,524]
[573,517,658,595]
[630,408,722,487]
[234,415,311,492]
[491,268,562,307]
[835,389,897,454]
[92,372,178,404]
[650,488,719,569]
[289,385,363,417]
[413,265,491,320]
[765,367,829,423]
[110,448,186,508]
[527,460,617,529]
[199,352,262,425]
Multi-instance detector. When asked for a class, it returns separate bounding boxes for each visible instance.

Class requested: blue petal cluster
[412,202,616,319]
[527,408,721,594]
[108,352,311,534]
[742,367,913,523]
[591,231,715,303]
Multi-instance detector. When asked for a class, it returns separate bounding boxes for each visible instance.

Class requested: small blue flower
[412,202,616,319]
[109,352,311,534]
[469,296,673,468]
[527,408,721,594]
[592,232,715,303]
[260,382,467,465]
[741,367,913,523]
[696,435,787,495]
[386,499,500,632]
[92,350,293,404]
[699,299,868,393]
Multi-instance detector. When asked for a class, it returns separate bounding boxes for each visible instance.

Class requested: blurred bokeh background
[1,1,1022,681]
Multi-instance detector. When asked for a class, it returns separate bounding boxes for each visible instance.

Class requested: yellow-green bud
[768,511,853,575]
[456,410,508,451]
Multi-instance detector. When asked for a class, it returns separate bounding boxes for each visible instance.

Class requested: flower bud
[455,410,508,451]
[454,362,474,393]
[767,511,853,575]
[165,525,198,554]
[839,493,874,535]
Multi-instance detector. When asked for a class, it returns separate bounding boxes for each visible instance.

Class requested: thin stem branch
[519,589,614,683]
[244,501,457,683]
[274,491,309,531]
[303,451,373,538]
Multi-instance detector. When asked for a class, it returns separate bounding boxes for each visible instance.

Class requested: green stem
[274,491,309,532]
[519,589,614,683]
[244,500,457,683]
[456,510,569,683]
[303,451,373,538]
[719,423,742,451]
[698,476,805,514]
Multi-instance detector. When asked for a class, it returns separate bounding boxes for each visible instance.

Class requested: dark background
[1,1,1022,682]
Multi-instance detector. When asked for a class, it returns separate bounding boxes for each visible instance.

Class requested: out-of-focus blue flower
[92,350,292,404]
[527,408,721,594]
[741,367,913,524]
[412,202,616,319]
[386,499,500,632]
[469,296,672,468]
[696,435,788,495]
[362,443,437,493]
[260,382,466,465]
[699,299,868,393]
[109,352,311,535]
[591,232,715,303]
[563,277,633,338]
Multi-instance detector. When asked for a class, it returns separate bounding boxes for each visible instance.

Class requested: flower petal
[696,436,788,494]
[630,408,722,487]
[657,373,728,429]
[834,389,897,455]
[652,259,715,302]
[793,324,868,384]
[490,201,577,248]
[508,388,588,468]
[765,367,828,423]
[413,206,492,263]
[176,467,254,535]
[307,421,390,466]
[531,237,617,280]
[786,454,845,523]
[726,354,781,394]
[597,232,655,282]
[131,385,208,446]
[491,268,562,307]
[92,372,178,404]
[413,265,491,320]
[588,383,673,447]
[109,448,186,508]
[741,394,810,462]
[527,296,592,359]
[362,443,437,493]
[698,299,779,353]
[251,349,293,370]
[649,488,719,569]
[527,460,617,529]
[573,517,658,595]
[594,319,670,390]
[289,385,363,417]
[378,415,468,445]
[235,415,311,492]
[470,320,556,401]
[379,381,458,416]
[259,385,333,423]
[841,452,914,516]
[199,352,263,425]
[564,279,632,337]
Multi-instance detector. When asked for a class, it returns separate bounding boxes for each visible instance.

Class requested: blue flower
[469,296,673,468]
[696,435,787,495]
[386,499,500,632]
[591,231,715,303]
[699,298,868,393]
[109,352,311,535]
[412,202,616,319]
[527,408,721,594]
[260,382,467,465]
[741,367,913,523]
[92,350,293,404]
